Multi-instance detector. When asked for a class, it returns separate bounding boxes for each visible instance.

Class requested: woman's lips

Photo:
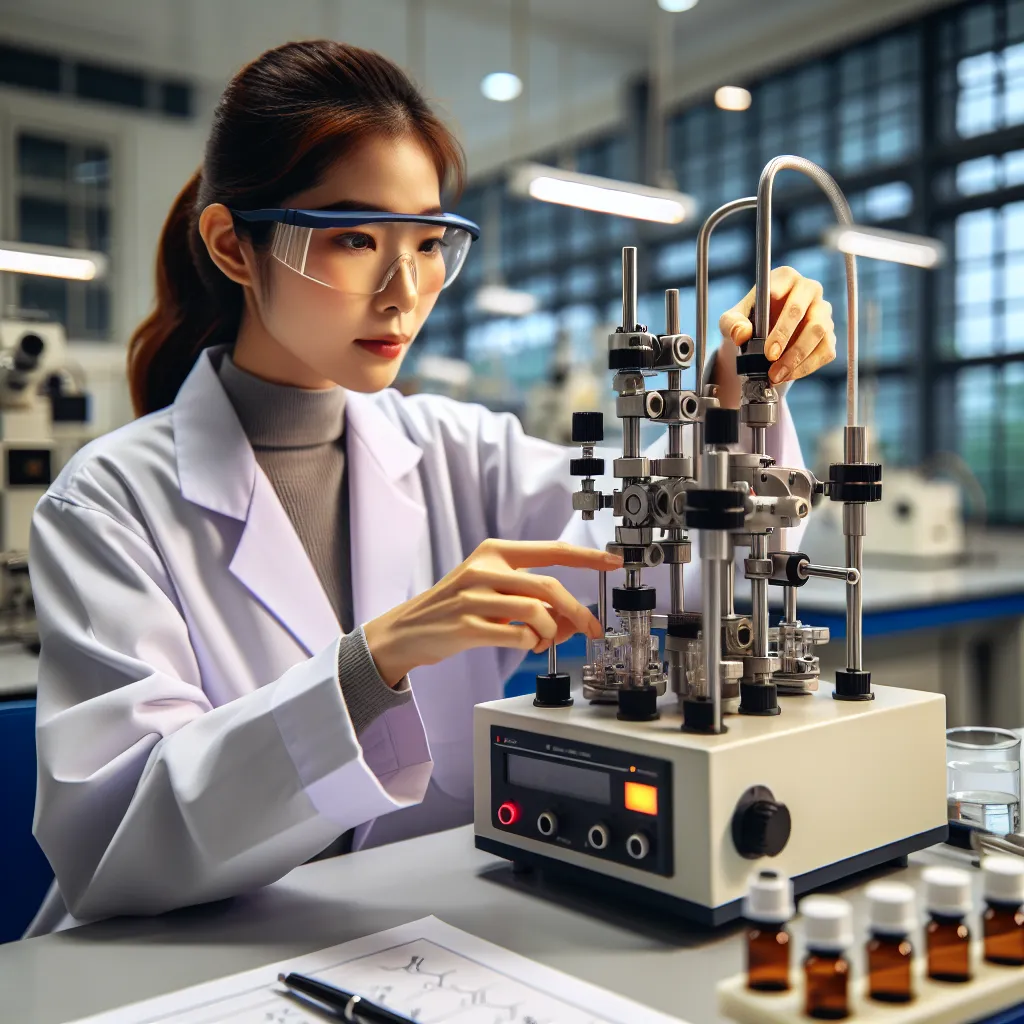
[355,338,406,360]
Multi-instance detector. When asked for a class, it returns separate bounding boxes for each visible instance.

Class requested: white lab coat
[26,344,804,933]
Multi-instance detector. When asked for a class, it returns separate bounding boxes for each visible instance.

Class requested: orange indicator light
[624,781,658,816]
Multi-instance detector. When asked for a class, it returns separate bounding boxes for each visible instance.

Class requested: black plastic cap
[608,348,656,371]
[767,551,809,589]
[732,792,792,858]
[739,681,781,716]
[616,686,660,722]
[667,611,702,639]
[571,411,604,444]
[834,669,874,701]
[682,697,726,734]
[704,407,740,446]
[534,672,573,708]
[736,352,771,377]
[612,585,657,612]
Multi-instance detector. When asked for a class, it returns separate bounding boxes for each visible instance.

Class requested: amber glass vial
[923,866,973,983]
[743,870,794,992]
[801,896,853,1020]
[983,855,1024,967]
[865,882,916,1003]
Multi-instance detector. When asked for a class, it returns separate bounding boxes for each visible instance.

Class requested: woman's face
[251,134,446,393]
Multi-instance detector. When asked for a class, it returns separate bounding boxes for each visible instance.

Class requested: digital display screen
[624,781,659,815]
[506,753,611,805]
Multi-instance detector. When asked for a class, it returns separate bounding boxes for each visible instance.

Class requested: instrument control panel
[489,725,673,877]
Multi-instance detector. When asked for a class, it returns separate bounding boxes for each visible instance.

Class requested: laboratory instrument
[0,317,90,650]
[947,727,1022,838]
[474,156,948,925]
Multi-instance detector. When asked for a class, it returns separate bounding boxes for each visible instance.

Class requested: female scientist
[27,40,836,932]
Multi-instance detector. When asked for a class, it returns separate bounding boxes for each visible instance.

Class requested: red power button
[497,801,520,826]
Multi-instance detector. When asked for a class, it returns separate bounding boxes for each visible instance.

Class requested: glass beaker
[947,727,1021,836]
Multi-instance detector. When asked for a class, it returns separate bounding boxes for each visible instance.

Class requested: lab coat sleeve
[30,495,431,923]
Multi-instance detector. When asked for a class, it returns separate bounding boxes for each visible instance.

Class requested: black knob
[732,785,791,859]
[704,407,739,446]
[572,411,604,444]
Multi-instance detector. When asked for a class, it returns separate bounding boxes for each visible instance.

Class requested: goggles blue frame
[231,207,481,239]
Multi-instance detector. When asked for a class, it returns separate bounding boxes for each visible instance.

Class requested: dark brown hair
[127,40,465,416]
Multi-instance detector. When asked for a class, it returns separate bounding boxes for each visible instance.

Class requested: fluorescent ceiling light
[659,0,699,10]
[475,284,538,317]
[715,86,752,111]
[0,241,108,281]
[481,72,522,102]
[509,163,697,225]
[824,225,946,268]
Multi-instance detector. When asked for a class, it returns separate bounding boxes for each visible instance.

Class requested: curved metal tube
[696,197,757,389]
[754,156,859,427]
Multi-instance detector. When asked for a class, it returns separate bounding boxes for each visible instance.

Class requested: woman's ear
[198,203,256,288]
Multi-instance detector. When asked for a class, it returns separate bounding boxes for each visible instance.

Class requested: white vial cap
[866,882,917,936]
[984,855,1024,906]
[923,866,973,917]
[743,869,794,924]
[801,895,853,953]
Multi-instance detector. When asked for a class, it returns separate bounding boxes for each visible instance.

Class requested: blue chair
[0,699,52,942]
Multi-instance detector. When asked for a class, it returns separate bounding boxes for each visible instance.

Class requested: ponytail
[126,40,465,418]
[127,170,242,416]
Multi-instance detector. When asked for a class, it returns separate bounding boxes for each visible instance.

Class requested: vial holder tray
[718,941,1024,1024]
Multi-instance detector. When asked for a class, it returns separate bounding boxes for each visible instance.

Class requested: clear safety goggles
[231,208,480,296]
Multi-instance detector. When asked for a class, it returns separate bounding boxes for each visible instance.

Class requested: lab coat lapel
[345,391,427,628]
[173,346,338,656]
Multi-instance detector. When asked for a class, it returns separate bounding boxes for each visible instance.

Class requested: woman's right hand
[363,539,622,687]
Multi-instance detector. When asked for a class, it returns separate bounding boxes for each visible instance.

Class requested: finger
[769,300,833,384]
[765,276,823,361]
[768,265,800,303]
[468,568,603,638]
[462,617,543,652]
[462,591,559,644]
[719,286,754,347]
[490,540,623,572]
[788,337,837,382]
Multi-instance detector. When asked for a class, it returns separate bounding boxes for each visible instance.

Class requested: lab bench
[0,823,1018,1024]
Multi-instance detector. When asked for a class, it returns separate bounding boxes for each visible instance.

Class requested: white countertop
[0,824,980,1024]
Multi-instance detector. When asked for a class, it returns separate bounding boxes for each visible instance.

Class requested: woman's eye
[420,236,447,255]
[334,232,375,251]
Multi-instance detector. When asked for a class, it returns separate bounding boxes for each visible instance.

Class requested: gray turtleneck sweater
[217,355,411,737]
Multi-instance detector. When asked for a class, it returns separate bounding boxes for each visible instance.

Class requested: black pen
[277,972,415,1024]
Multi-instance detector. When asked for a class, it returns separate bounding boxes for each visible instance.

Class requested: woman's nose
[373,254,418,315]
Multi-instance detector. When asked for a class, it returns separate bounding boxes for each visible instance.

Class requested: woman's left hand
[718,266,836,386]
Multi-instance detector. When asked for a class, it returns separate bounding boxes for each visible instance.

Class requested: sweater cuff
[337,626,413,735]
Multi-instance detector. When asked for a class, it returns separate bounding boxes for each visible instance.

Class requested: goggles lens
[269,219,473,296]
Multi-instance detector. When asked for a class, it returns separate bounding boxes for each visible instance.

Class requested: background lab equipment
[474,156,949,925]
[0,317,90,651]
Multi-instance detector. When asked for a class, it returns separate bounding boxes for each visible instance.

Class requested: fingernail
[767,343,781,360]
[605,552,624,564]
[772,365,790,383]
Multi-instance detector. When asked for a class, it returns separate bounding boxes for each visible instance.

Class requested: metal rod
[754,156,858,427]
[598,569,607,633]
[670,564,684,616]
[696,197,757,389]
[800,563,861,585]
[751,425,766,457]
[784,586,798,625]
[703,554,722,731]
[626,568,640,589]
[622,247,638,331]
[666,289,683,458]
[846,534,864,671]
[751,534,769,661]
[624,417,641,458]
[721,559,735,616]
[548,641,557,674]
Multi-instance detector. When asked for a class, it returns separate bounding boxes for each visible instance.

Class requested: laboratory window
[8,129,113,341]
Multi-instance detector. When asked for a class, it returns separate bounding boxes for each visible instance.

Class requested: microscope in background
[0,317,90,651]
